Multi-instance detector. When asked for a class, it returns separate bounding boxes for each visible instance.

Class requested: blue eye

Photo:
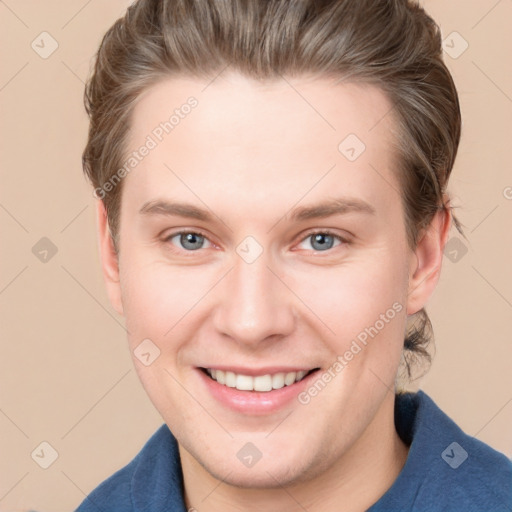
[163,229,347,254]
[298,231,345,252]
[166,231,212,251]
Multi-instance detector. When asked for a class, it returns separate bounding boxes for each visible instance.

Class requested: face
[98,72,446,488]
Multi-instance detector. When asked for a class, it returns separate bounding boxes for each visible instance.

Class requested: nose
[212,250,296,349]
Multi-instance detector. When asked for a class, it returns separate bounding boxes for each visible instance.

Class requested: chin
[207,461,311,489]
[190,440,325,489]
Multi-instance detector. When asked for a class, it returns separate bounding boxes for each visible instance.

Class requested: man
[76,0,512,510]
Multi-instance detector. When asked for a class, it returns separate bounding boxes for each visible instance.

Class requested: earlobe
[406,205,451,316]
[96,199,124,316]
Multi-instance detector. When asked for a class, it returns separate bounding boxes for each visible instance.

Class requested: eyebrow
[138,197,376,222]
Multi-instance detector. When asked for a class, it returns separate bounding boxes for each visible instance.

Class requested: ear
[96,199,124,316]
[406,203,452,316]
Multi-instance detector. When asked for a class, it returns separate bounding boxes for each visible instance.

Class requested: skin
[96,72,451,511]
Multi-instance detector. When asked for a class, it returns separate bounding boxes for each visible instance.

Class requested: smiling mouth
[200,368,320,392]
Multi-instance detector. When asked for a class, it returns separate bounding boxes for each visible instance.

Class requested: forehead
[122,73,400,218]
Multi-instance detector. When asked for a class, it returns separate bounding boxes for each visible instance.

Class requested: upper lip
[199,366,319,376]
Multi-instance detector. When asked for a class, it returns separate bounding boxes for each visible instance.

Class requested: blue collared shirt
[75,390,512,511]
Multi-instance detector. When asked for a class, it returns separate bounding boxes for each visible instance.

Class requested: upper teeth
[207,369,309,392]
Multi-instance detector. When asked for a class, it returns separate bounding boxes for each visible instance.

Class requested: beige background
[0,1,511,510]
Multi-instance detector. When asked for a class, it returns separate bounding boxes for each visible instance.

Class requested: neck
[180,392,409,512]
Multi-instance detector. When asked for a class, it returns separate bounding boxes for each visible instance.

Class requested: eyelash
[162,229,350,255]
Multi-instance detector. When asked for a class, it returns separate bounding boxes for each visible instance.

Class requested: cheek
[119,237,409,358]
[118,258,205,414]
[119,258,214,343]
[291,250,408,348]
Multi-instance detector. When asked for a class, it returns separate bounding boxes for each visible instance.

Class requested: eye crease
[163,229,348,253]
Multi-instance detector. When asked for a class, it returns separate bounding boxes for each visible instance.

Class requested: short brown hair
[82,0,466,384]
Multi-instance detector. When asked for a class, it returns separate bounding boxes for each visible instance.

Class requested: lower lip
[197,369,319,415]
